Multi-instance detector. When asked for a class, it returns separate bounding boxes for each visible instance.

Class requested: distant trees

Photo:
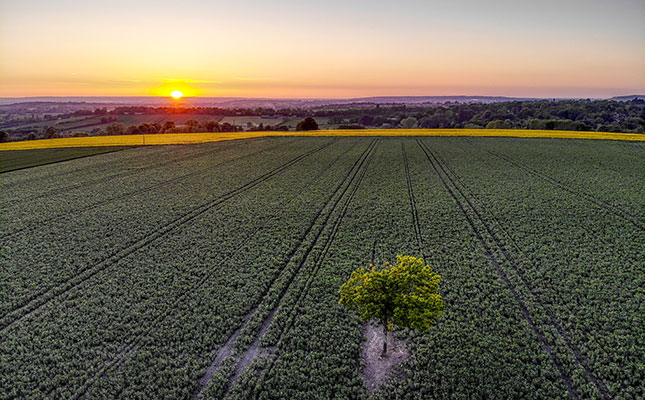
[204,120,221,133]
[161,121,176,132]
[296,117,319,131]
[418,115,448,129]
[359,115,374,126]
[339,255,444,356]
[337,124,365,130]
[528,118,591,131]
[105,122,127,135]
[99,116,117,124]
[0,131,9,142]
[485,120,512,129]
[6,98,644,143]
[372,115,388,127]
[220,122,238,132]
[185,119,201,132]
[400,117,418,129]
[464,123,483,129]
[44,126,60,139]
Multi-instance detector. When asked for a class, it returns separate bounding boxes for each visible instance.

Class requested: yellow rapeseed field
[0,129,642,151]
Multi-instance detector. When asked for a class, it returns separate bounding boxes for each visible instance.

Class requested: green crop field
[0,147,131,173]
[1,137,643,399]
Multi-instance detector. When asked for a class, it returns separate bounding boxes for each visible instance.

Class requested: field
[1,136,643,399]
[1,114,227,140]
[0,147,130,173]
[0,128,643,151]
[53,114,226,132]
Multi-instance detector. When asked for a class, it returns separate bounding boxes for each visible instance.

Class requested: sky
[1,0,644,98]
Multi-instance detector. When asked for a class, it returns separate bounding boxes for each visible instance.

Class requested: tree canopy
[296,117,319,131]
[339,255,444,355]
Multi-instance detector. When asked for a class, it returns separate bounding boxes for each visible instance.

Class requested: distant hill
[0,95,535,109]
[2,94,642,109]
[345,95,534,104]
[609,95,645,101]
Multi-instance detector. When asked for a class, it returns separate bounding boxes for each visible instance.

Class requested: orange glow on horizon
[1,1,643,99]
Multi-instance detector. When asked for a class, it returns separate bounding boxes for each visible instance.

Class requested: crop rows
[418,139,601,398]
[74,140,365,399]
[1,137,642,399]
[418,137,643,398]
[1,138,325,317]
[0,137,298,236]
[195,139,379,399]
[469,141,643,230]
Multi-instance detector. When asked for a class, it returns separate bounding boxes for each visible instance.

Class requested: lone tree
[339,255,444,356]
[296,117,318,131]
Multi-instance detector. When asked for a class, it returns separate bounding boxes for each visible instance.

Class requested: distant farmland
[1,137,643,399]
[0,128,643,151]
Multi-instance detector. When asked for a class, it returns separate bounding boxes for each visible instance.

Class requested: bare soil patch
[362,323,410,394]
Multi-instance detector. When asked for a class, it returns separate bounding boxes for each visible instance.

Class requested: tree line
[91,99,645,133]
[313,99,645,133]
[2,98,643,142]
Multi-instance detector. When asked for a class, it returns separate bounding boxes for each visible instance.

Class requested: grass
[0,129,642,151]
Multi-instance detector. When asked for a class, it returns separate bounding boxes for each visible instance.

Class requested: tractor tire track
[428,146,615,399]
[1,137,272,188]
[0,140,334,332]
[470,141,643,230]
[74,140,363,400]
[2,137,294,209]
[193,139,379,399]
[416,138,581,400]
[1,138,299,239]
[457,140,621,251]
[2,146,215,206]
[1,145,168,184]
[0,147,129,175]
[244,140,378,399]
[401,140,426,261]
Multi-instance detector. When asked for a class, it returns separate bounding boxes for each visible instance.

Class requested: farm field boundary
[0,129,643,151]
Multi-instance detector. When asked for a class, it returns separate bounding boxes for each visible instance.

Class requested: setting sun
[170,90,183,99]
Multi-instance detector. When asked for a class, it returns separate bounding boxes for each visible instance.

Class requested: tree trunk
[382,323,388,357]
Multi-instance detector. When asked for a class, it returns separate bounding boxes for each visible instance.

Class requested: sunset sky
[1,0,644,98]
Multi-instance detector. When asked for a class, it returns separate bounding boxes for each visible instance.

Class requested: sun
[170,90,183,99]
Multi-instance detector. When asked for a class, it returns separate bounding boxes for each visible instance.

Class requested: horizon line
[1,94,643,101]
